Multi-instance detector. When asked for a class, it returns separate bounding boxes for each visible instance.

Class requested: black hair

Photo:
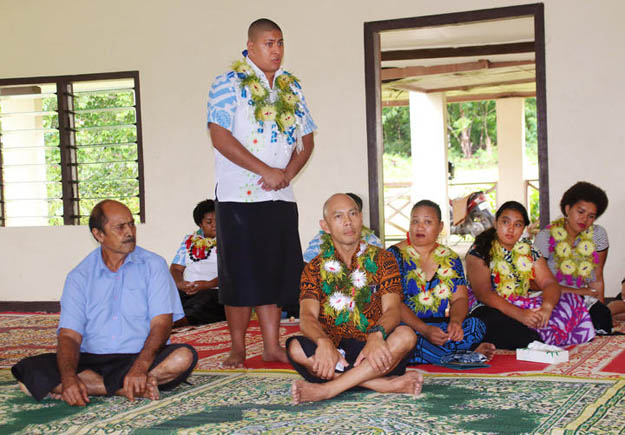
[89,199,113,234]
[248,18,282,40]
[411,199,442,222]
[193,199,216,227]
[559,181,608,218]
[471,201,529,264]
[345,192,363,212]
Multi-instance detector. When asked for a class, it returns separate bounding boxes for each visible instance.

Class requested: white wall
[1,0,624,300]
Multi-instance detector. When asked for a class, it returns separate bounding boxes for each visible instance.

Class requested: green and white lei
[319,233,379,332]
[232,59,300,135]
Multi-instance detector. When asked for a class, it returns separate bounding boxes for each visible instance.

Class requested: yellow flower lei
[400,244,458,314]
[548,217,597,285]
[232,59,300,134]
[490,239,534,299]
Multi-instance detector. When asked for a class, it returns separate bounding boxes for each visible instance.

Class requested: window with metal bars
[0,71,145,226]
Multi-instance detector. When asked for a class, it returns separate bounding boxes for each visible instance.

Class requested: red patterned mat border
[1,313,624,378]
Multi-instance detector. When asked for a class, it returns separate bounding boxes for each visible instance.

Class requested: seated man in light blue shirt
[303,193,383,262]
[11,200,197,406]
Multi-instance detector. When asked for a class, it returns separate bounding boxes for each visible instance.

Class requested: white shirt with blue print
[207,56,317,203]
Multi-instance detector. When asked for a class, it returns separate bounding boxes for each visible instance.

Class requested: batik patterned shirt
[300,245,402,346]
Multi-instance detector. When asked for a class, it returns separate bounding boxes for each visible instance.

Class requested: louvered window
[0,72,145,226]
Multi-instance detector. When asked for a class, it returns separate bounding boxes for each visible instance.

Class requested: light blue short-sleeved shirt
[207,55,317,203]
[59,246,184,354]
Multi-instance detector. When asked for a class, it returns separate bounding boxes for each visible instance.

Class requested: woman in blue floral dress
[389,200,494,364]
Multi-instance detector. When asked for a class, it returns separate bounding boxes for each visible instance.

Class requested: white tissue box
[516,341,569,364]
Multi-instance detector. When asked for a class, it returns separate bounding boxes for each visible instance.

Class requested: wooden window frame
[0,71,145,225]
[364,3,549,236]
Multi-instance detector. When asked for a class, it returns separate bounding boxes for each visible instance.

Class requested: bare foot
[391,372,424,396]
[291,379,330,404]
[262,346,288,363]
[222,349,246,368]
[372,372,424,396]
[141,375,159,400]
[475,342,496,361]
[48,392,63,400]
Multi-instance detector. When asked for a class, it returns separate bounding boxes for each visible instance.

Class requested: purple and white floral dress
[468,242,595,346]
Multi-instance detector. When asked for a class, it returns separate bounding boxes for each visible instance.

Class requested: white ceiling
[380,16,536,103]
[381,16,534,51]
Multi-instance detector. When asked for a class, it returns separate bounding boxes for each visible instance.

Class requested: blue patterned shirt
[207,55,317,203]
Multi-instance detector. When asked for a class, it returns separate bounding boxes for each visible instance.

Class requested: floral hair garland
[547,217,598,287]
[400,243,458,314]
[490,239,534,299]
[185,233,217,263]
[319,233,378,332]
[231,58,300,135]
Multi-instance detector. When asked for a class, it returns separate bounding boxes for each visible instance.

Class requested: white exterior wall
[1,0,624,300]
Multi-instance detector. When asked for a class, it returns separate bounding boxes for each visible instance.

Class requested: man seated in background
[303,192,383,262]
[12,200,197,406]
[287,193,422,404]
[170,199,225,327]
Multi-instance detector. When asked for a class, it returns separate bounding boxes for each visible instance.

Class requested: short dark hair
[345,193,363,212]
[89,199,113,233]
[248,18,282,40]
[559,181,608,218]
[411,199,442,222]
[193,199,216,227]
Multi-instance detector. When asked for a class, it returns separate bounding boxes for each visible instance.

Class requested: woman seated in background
[466,201,595,349]
[534,181,612,334]
[388,200,495,364]
[170,199,225,327]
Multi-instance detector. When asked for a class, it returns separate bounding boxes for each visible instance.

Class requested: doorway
[364,4,548,243]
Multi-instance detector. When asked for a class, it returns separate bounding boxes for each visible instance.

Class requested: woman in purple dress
[466,201,595,349]
[534,182,612,333]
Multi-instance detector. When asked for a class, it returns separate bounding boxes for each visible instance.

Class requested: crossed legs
[18,345,196,402]
[288,326,423,404]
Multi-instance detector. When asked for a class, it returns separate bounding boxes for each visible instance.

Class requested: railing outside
[383,179,538,243]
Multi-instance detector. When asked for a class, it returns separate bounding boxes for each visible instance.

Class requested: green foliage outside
[42,88,140,225]
[382,98,538,167]
[447,100,497,161]
[381,106,411,156]
[382,97,540,226]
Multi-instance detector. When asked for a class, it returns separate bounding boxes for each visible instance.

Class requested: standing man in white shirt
[207,18,316,368]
